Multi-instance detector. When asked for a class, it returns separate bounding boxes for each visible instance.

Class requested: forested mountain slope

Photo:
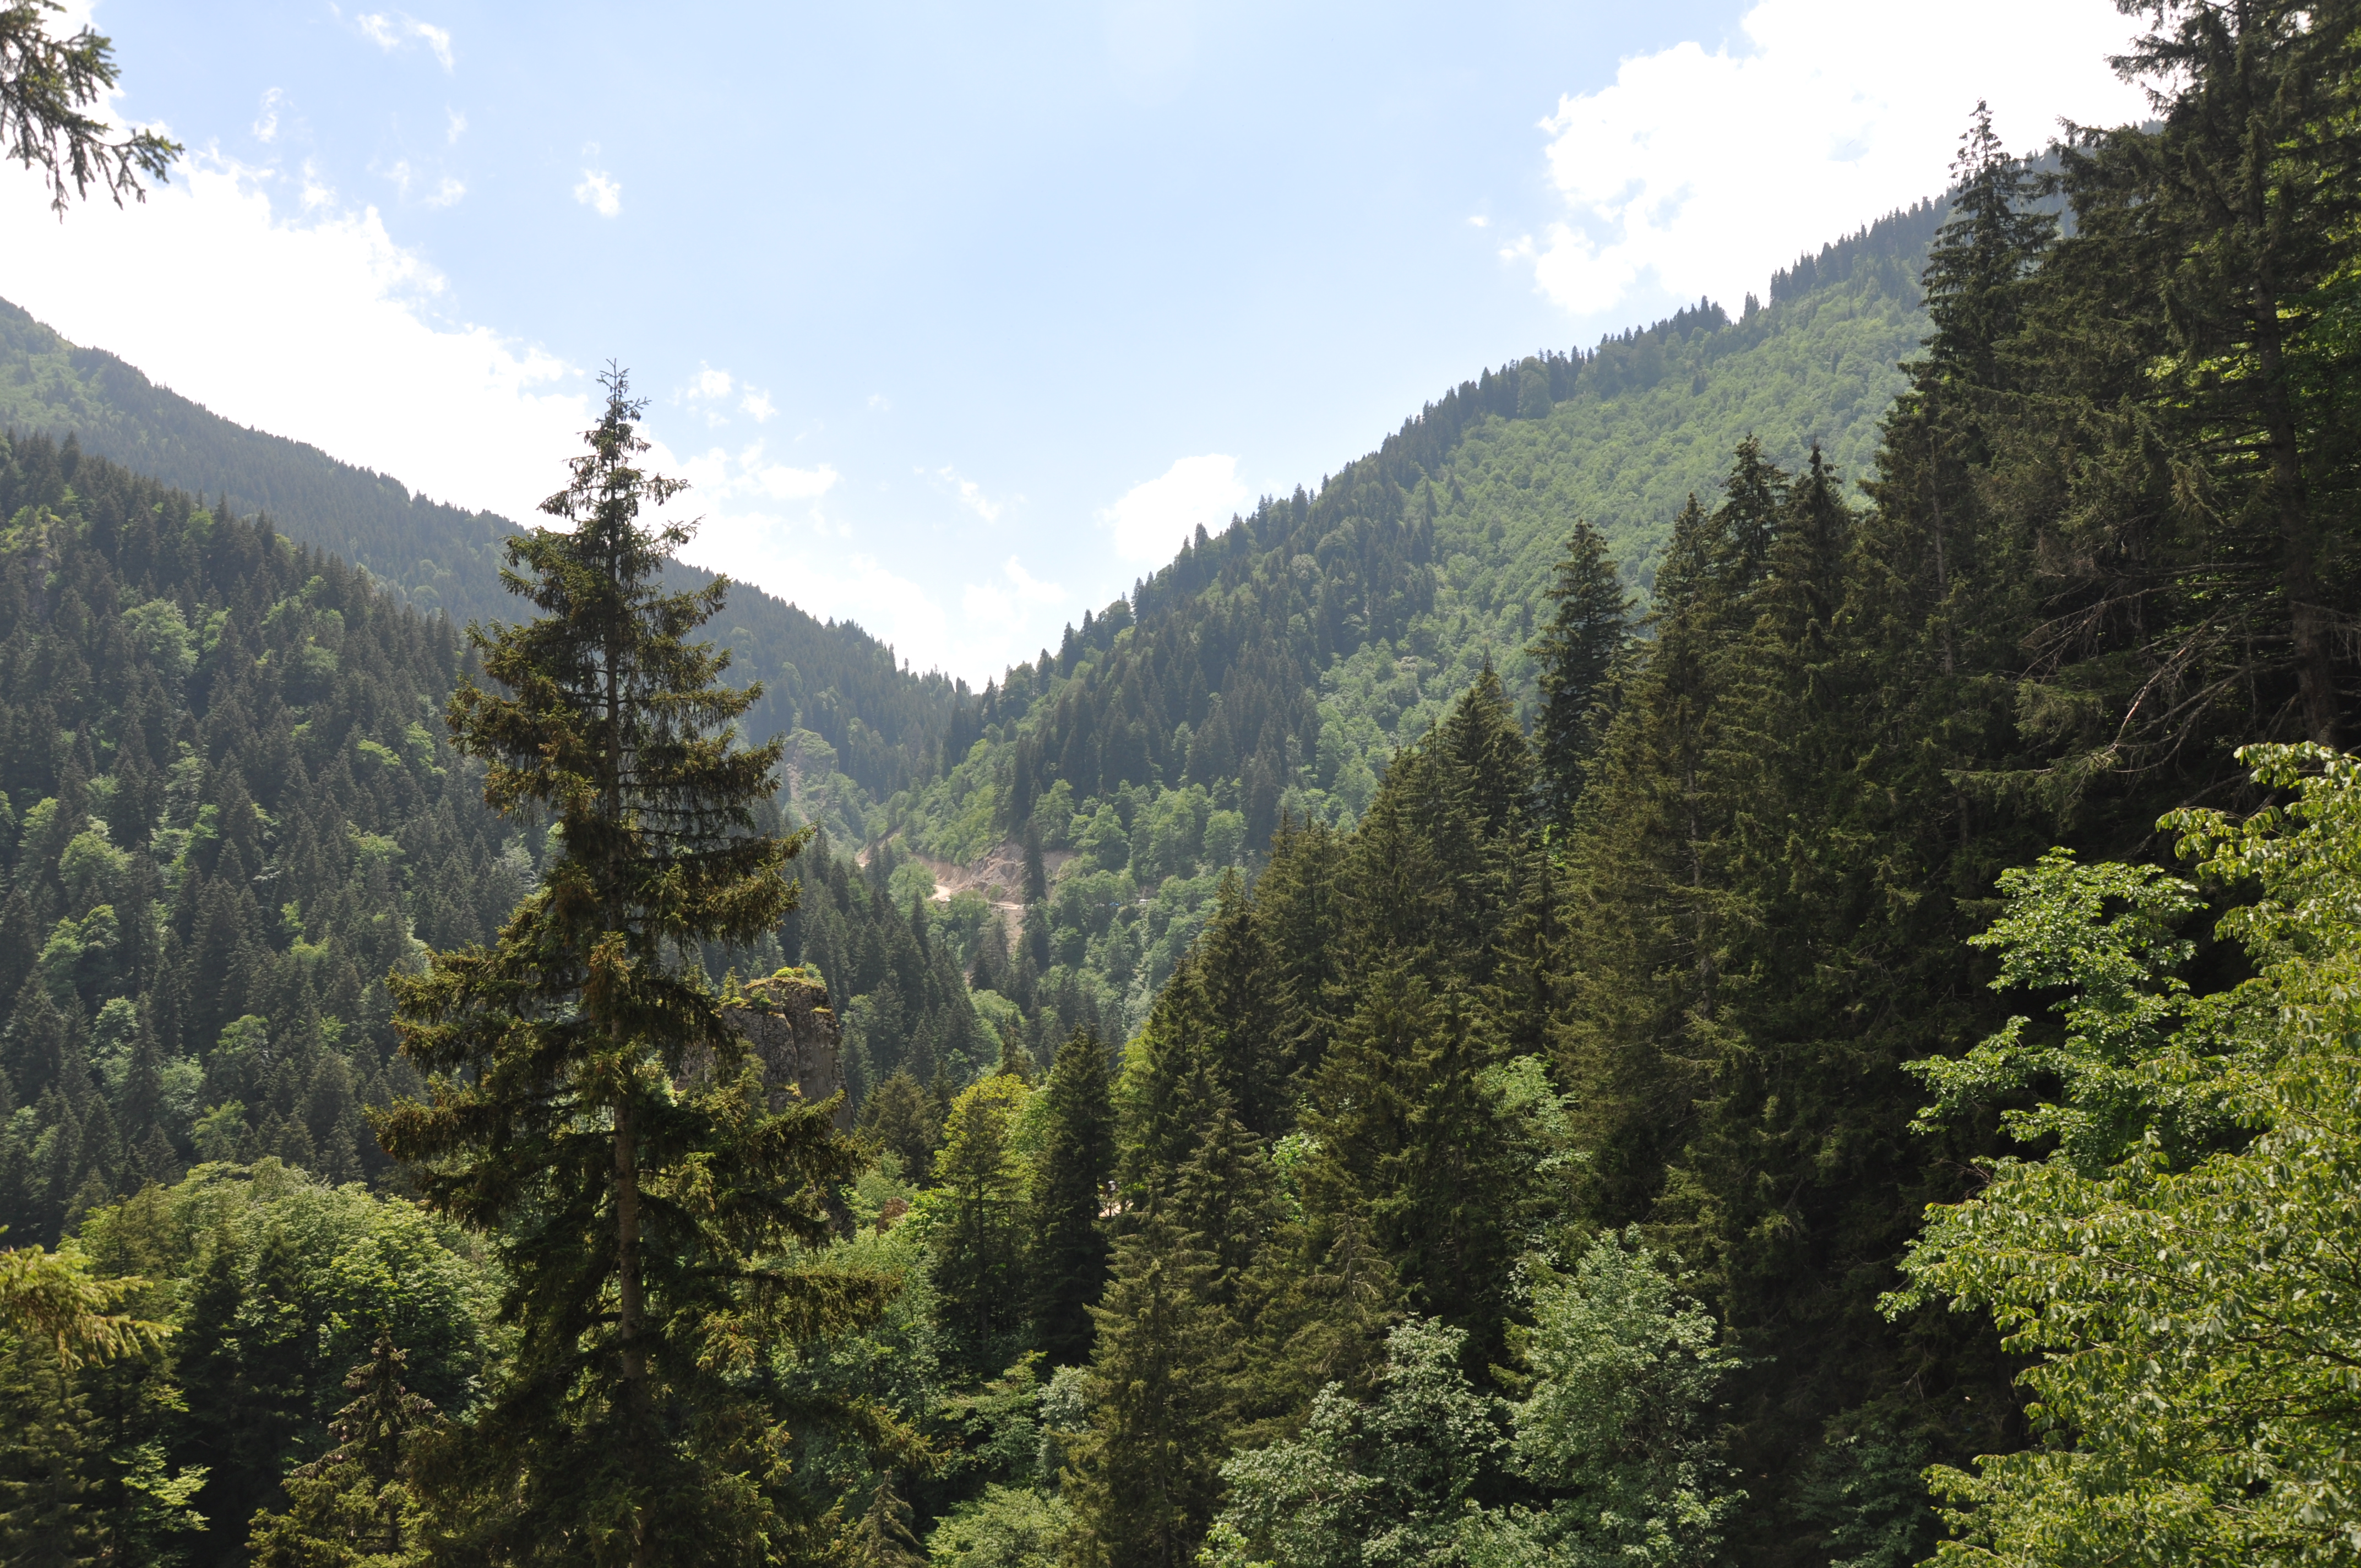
[6,8,2359,1560]
[873,199,1946,1047]
[0,189,1966,1152]
[0,300,956,803]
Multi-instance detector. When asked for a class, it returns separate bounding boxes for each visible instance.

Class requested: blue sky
[3,1,2146,682]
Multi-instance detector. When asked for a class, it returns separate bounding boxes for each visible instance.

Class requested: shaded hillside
[0,298,956,801]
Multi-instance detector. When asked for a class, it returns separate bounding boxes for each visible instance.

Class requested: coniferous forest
[4,3,2361,1565]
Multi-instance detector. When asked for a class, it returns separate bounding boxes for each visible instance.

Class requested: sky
[1,1,2151,684]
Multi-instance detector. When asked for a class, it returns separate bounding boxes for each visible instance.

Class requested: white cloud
[574,168,621,217]
[667,498,970,676]
[0,143,1027,683]
[750,460,838,501]
[356,12,453,70]
[446,108,466,145]
[382,159,465,207]
[412,20,455,70]
[661,461,1064,681]
[252,88,284,144]
[0,154,589,524]
[1514,0,2151,318]
[739,389,775,422]
[662,439,837,506]
[1100,453,1248,564]
[962,557,1065,632]
[690,365,733,400]
[937,466,1008,524]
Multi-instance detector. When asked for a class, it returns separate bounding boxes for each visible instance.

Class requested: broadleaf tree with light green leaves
[1893,744,2361,1566]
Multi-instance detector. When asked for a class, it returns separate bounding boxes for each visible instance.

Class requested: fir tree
[930,1074,1032,1377]
[856,1070,939,1183]
[248,1331,436,1567]
[1529,519,1631,827]
[839,1477,923,1568]
[374,373,890,1565]
[1300,965,1525,1367]
[0,3,181,212]
[1063,1205,1234,1568]
[1028,1028,1113,1368]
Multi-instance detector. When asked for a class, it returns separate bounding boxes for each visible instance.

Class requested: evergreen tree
[1300,966,1525,1368]
[247,1332,436,1567]
[374,373,889,1565]
[1027,1028,1113,1368]
[839,1477,923,1568]
[1528,519,1631,827]
[0,1331,97,1567]
[0,2,180,211]
[929,1074,1032,1377]
[856,1070,939,1183]
[1063,1205,1234,1568]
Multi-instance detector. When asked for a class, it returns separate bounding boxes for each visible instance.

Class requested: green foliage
[247,1331,436,1567]
[1204,1318,1508,1568]
[0,429,513,1243]
[929,1074,1033,1376]
[1063,1205,1234,1568]
[1488,1233,1741,1568]
[861,1070,942,1184]
[375,374,892,1564]
[1894,745,2361,1567]
[842,1478,927,1567]
[1027,1029,1112,1367]
[924,1483,1067,1568]
[1528,519,1631,826]
[0,1159,489,1568]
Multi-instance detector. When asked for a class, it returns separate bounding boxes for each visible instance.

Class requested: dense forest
[872,194,1950,1052]
[4,2,2360,1564]
[0,300,959,805]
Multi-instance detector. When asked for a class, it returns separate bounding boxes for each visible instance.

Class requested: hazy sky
[2,1,2148,683]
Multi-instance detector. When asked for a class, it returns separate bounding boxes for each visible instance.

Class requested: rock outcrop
[718,966,852,1131]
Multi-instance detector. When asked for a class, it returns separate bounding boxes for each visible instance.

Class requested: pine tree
[1529,519,1631,827]
[839,1477,923,1568]
[1300,963,1525,1366]
[929,1073,1032,1376]
[374,373,890,1565]
[856,1069,939,1182]
[1063,1205,1234,1568]
[248,1331,436,1567]
[1029,1028,1113,1367]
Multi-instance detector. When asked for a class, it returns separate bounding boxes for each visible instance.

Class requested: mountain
[883,197,1949,1037]
[9,20,2359,1561]
[0,298,956,807]
[0,192,1962,1119]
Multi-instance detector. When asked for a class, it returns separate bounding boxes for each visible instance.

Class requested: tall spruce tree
[248,1332,436,1567]
[1529,519,1631,827]
[929,1074,1032,1377]
[376,373,890,1566]
[1028,1028,1114,1367]
[1063,1205,1234,1568]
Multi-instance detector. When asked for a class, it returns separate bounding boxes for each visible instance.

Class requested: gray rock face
[719,969,853,1130]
